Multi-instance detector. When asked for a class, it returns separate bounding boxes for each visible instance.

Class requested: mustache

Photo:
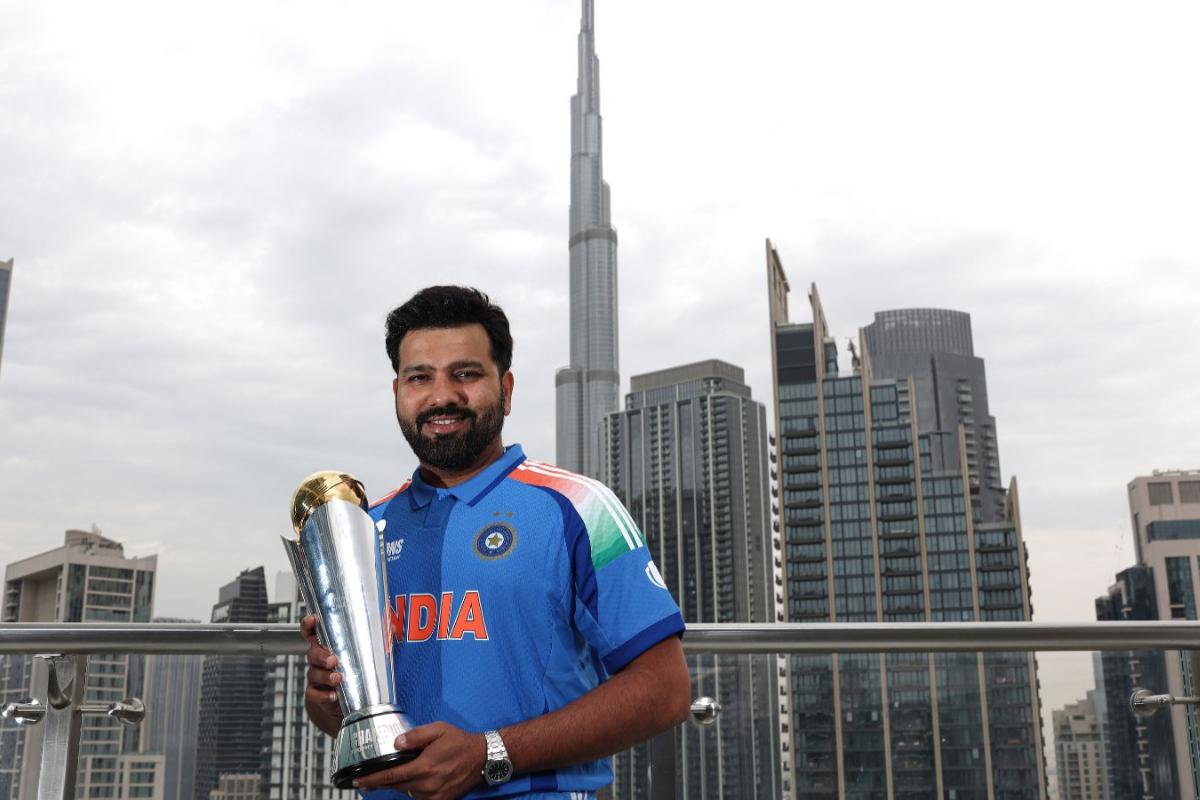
[416,405,477,428]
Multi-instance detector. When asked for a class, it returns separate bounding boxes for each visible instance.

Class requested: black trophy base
[332,748,422,789]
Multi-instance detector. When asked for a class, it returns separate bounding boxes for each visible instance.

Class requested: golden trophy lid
[290,471,369,536]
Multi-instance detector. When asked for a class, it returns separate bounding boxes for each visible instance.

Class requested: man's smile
[422,414,471,436]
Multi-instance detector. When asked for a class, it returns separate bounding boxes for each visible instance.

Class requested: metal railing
[5,619,1200,655]
[2,621,1199,800]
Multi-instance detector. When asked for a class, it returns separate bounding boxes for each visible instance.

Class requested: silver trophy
[284,471,419,788]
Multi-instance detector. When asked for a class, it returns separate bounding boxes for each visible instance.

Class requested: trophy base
[332,704,421,789]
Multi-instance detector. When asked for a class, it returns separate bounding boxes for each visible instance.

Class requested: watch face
[485,759,513,784]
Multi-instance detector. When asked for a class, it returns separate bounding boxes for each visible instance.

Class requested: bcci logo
[475,522,517,561]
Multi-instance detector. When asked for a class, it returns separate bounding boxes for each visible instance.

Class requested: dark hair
[384,286,513,374]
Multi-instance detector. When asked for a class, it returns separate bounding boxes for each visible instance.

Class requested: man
[302,286,691,800]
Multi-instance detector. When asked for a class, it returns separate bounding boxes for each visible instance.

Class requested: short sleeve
[548,483,685,674]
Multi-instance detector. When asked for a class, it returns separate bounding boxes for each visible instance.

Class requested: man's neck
[419,439,506,489]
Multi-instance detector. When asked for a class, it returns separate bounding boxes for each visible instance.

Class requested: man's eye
[407,374,430,383]
[456,371,482,380]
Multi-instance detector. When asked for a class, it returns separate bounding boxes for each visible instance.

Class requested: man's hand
[351,722,486,800]
[301,614,344,737]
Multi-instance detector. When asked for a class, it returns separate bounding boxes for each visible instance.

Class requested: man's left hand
[352,722,487,800]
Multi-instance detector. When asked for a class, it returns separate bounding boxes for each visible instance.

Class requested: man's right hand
[301,614,345,737]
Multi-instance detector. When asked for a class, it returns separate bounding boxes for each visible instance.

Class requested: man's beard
[398,398,505,472]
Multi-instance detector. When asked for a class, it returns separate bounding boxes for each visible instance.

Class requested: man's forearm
[498,636,691,775]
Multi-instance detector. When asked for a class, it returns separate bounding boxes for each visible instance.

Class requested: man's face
[392,324,513,472]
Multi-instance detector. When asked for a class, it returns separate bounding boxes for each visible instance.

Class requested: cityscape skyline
[1,0,1199,792]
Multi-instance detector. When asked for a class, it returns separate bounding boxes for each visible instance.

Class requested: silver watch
[482,729,513,786]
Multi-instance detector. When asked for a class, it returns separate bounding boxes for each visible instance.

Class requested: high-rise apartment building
[0,258,12,377]
[1097,469,1200,799]
[601,360,779,799]
[262,573,354,800]
[0,528,158,800]
[1053,691,1109,800]
[766,241,1045,799]
[143,620,203,800]
[555,0,620,478]
[194,568,268,800]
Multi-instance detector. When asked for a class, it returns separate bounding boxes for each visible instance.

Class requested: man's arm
[352,635,691,800]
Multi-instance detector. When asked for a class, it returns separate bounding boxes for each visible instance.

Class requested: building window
[1149,482,1175,506]
[1147,520,1200,541]
[1166,557,1197,620]
[1181,481,1200,504]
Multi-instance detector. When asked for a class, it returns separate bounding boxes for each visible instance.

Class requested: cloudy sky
[2,0,1198,763]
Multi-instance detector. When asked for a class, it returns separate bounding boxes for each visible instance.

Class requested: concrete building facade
[1098,470,1200,799]
[601,360,779,799]
[0,529,158,800]
[1054,691,1109,800]
[766,241,1045,799]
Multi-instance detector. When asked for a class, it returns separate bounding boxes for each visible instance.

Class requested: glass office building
[601,360,779,799]
[766,241,1046,799]
[194,568,268,800]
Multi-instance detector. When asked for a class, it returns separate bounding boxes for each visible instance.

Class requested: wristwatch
[481,729,514,786]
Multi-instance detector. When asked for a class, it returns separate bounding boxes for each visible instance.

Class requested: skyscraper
[194,568,268,800]
[143,620,203,800]
[766,241,1046,799]
[0,258,13,377]
[556,0,620,478]
[0,528,158,800]
[862,309,1004,521]
[1053,692,1109,800]
[1097,469,1200,799]
[262,573,354,800]
[601,360,779,799]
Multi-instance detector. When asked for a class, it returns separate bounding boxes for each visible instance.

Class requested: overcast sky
[2,0,1198,766]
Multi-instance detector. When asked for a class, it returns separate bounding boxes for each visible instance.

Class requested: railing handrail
[1,621,1198,655]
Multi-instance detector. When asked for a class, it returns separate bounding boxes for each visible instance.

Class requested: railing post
[646,728,676,800]
[32,654,87,800]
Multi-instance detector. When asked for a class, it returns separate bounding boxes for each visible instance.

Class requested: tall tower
[556,0,620,478]
[766,241,1046,799]
[0,258,13,377]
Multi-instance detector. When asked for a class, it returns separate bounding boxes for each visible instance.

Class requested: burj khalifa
[555,0,619,478]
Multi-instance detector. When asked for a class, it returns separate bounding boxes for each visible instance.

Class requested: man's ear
[392,376,399,396]
[502,371,515,415]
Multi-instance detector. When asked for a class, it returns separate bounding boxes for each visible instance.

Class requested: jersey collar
[407,444,526,509]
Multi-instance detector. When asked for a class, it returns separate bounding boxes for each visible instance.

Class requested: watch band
[484,729,508,760]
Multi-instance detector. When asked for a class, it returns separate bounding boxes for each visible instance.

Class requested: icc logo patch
[475,522,517,561]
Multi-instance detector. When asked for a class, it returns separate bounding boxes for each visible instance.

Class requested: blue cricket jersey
[364,444,685,798]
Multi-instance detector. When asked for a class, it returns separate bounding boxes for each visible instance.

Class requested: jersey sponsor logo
[385,538,405,562]
[474,522,517,560]
[389,591,489,642]
[645,561,668,590]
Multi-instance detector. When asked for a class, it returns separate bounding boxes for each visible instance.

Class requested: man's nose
[428,372,468,407]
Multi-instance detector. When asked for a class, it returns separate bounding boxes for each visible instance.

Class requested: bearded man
[302,286,690,800]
